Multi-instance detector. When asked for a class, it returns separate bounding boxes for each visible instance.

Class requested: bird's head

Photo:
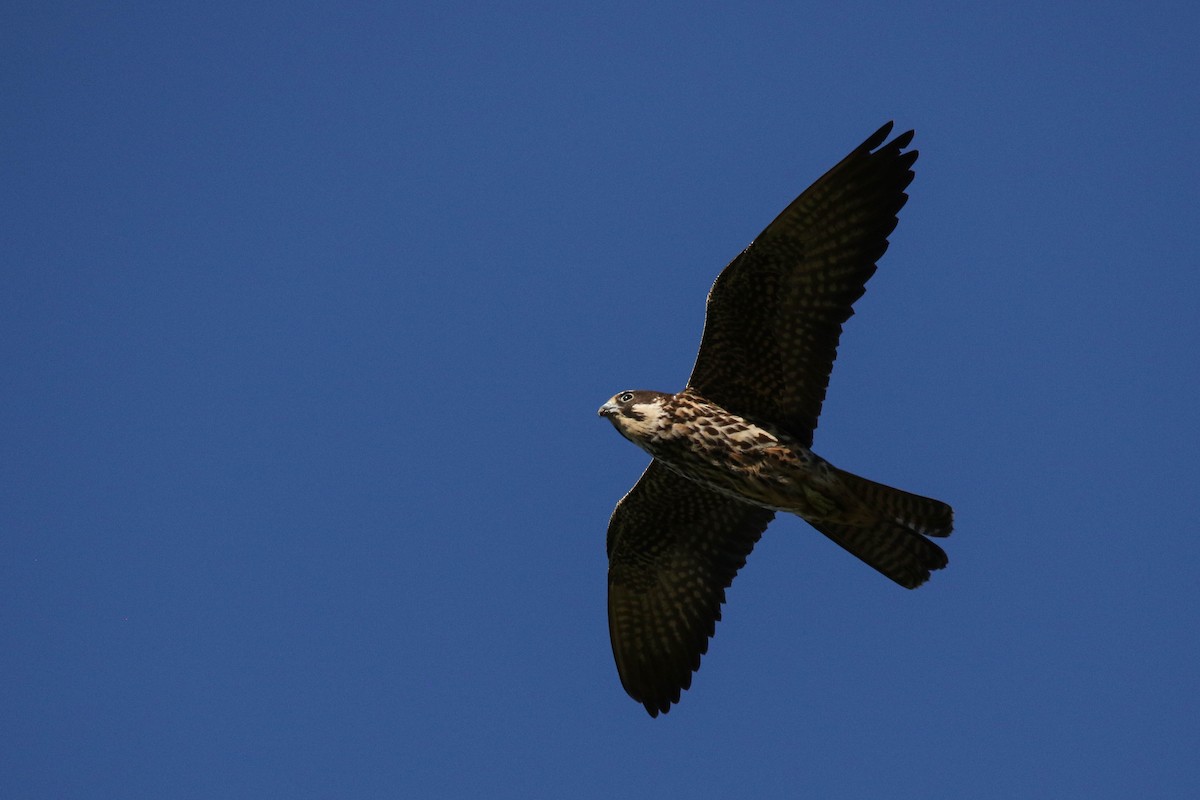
[598,390,669,444]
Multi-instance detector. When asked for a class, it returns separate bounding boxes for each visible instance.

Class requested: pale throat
[618,401,668,441]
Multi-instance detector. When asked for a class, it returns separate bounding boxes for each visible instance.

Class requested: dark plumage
[598,123,954,717]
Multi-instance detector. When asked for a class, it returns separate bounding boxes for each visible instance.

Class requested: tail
[833,467,953,538]
[808,467,954,589]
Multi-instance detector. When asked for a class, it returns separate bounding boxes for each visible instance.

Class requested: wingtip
[865,122,915,154]
[865,121,894,150]
[892,128,916,150]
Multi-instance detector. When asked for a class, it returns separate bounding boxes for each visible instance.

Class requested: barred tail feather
[831,466,954,538]
[807,518,948,589]
[805,467,953,588]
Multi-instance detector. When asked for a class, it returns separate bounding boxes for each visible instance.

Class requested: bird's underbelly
[646,435,845,518]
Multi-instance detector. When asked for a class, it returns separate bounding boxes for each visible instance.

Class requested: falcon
[598,122,953,717]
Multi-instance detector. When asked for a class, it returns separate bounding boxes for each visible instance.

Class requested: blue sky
[3,2,1197,797]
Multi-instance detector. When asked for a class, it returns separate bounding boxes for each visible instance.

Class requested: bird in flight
[598,122,953,717]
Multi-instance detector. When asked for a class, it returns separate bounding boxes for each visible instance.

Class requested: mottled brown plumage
[599,123,953,717]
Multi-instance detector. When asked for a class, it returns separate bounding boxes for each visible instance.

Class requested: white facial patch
[629,401,663,424]
[614,399,667,443]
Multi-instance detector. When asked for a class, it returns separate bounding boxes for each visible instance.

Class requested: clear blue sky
[3,2,1197,797]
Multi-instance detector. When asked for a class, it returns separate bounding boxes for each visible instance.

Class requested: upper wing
[606,461,775,717]
[686,122,918,446]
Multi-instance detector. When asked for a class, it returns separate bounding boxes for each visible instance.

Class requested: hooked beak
[598,402,616,418]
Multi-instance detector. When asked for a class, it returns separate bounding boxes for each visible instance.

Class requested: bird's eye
[618,392,634,403]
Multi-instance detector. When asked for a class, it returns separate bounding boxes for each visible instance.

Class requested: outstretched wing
[606,461,775,717]
[687,122,918,446]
